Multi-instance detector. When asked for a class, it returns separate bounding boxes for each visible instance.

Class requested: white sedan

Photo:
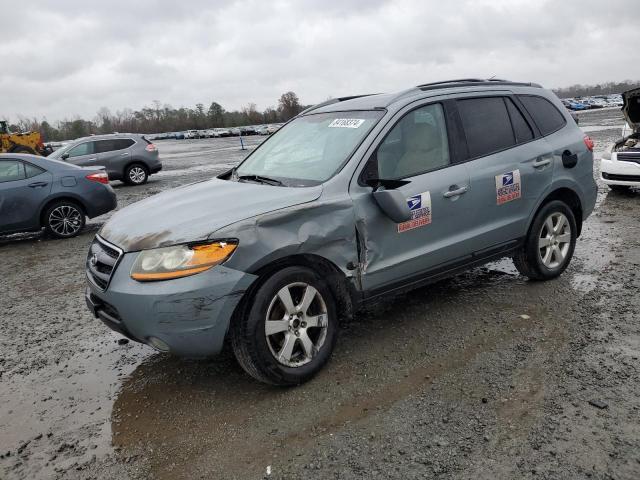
[601,88,640,192]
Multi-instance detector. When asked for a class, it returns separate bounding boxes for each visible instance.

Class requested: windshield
[236,110,383,186]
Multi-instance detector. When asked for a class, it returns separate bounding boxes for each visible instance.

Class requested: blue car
[0,153,117,238]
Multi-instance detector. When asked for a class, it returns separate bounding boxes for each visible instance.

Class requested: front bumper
[86,246,257,357]
[601,157,640,185]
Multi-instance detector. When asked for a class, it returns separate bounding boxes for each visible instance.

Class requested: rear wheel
[43,201,85,238]
[124,163,148,185]
[231,266,338,386]
[513,200,577,280]
[11,145,36,155]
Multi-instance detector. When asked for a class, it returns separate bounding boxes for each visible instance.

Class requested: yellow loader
[0,120,51,155]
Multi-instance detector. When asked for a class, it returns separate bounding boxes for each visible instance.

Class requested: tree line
[553,80,640,99]
[3,91,305,142]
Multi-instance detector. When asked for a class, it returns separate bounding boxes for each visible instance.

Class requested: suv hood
[100,178,322,252]
[622,87,640,132]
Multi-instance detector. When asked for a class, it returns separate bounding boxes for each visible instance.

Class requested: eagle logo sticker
[495,169,521,205]
[398,191,432,233]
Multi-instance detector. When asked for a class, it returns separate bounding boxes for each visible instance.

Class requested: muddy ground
[1,109,638,480]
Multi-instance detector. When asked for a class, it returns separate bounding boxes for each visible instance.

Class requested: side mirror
[61,153,69,160]
[372,187,411,223]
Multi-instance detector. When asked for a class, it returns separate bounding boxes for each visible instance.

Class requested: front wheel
[513,200,577,280]
[231,266,338,386]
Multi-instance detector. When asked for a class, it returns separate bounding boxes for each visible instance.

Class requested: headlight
[130,241,237,281]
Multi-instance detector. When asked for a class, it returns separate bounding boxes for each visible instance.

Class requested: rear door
[64,141,99,168]
[0,159,52,232]
[456,95,554,250]
[96,138,134,177]
[350,101,473,293]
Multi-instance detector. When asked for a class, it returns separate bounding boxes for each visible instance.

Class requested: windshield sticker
[495,169,521,205]
[398,191,432,233]
[328,118,365,129]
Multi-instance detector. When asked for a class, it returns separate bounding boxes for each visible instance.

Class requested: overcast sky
[2,0,637,123]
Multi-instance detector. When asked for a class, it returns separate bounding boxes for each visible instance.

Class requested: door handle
[28,181,48,188]
[533,157,552,168]
[120,153,129,156]
[443,185,469,198]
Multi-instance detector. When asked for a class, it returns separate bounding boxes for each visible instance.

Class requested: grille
[617,152,640,164]
[602,172,640,182]
[86,236,123,291]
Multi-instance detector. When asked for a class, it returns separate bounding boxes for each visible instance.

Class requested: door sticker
[495,169,521,205]
[398,191,432,233]
[328,118,365,128]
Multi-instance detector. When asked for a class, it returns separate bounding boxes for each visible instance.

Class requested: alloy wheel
[129,166,146,184]
[49,205,83,236]
[538,212,571,269]
[264,282,329,367]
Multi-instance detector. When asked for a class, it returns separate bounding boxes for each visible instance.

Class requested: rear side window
[0,160,25,182]
[24,162,45,178]
[95,138,134,153]
[505,98,534,143]
[457,97,514,158]
[518,95,566,136]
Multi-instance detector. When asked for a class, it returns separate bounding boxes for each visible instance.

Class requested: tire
[124,163,148,185]
[609,184,630,193]
[231,266,338,386]
[513,200,577,281]
[43,200,85,239]
[11,145,36,155]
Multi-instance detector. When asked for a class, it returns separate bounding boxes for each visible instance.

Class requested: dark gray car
[49,134,162,185]
[86,79,597,386]
[0,153,116,238]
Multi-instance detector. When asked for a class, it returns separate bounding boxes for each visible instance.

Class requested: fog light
[147,336,170,352]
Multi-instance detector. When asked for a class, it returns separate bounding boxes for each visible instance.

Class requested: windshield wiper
[238,174,284,186]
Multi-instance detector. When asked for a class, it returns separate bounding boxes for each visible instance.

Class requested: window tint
[68,142,94,158]
[0,160,26,183]
[505,98,534,143]
[518,95,566,136]
[95,138,134,153]
[24,162,45,178]
[377,103,450,179]
[457,97,515,158]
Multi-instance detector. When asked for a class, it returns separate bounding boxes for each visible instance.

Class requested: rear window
[505,98,534,143]
[95,138,134,153]
[518,95,566,136]
[24,162,45,178]
[0,160,25,182]
[457,97,515,158]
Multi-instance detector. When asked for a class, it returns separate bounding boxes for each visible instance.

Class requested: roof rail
[416,78,541,91]
[299,94,378,116]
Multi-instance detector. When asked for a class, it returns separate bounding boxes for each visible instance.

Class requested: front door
[350,102,473,293]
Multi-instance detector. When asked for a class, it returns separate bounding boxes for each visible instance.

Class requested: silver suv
[85,79,597,385]
[50,134,162,185]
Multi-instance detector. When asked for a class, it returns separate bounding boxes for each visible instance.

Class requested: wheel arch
[236,253,357,326]
[529,187,583,237]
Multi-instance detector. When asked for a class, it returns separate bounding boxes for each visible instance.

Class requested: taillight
[86,172,109,184]
[145,143,157,152]
[584,135,594,152]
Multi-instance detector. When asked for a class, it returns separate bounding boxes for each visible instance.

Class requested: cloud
[1,0,637,122]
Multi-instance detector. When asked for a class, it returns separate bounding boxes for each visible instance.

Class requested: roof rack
[299,94,378,116]
[416,78,541,91]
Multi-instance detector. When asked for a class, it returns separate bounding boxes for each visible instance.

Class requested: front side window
[0,160,26,183]
[67,142,94,158]
[375,103,450,179]
[457,97,515,158]
[236,110,383,186]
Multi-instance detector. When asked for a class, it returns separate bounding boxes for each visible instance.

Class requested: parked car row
[149,124,283,140]
[561,94,623,111]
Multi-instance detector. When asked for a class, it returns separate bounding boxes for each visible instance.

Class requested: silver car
[85,79,597,385]
[50,134,162,185]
